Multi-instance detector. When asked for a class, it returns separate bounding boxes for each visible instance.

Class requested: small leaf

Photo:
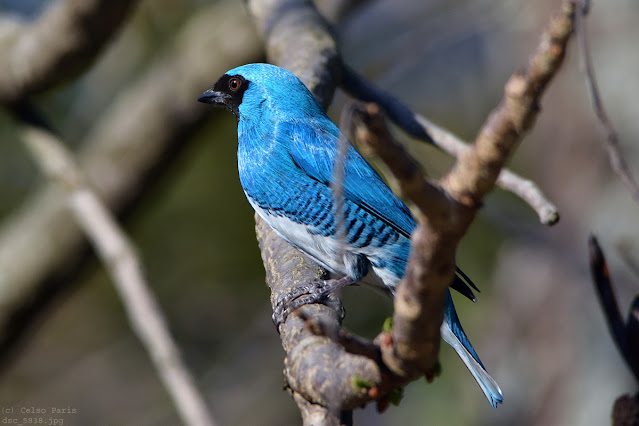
[382,317,393,333]
[352,375,372,390]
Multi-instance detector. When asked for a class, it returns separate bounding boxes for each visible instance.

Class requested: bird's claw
[272,277,352,328]
[272,280,333,328]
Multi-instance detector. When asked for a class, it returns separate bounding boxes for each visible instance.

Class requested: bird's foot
[272,276,354,327]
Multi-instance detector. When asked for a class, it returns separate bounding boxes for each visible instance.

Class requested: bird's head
[198,63,326,123]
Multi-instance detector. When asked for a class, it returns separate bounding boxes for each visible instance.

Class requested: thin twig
[575,0,639,204]
[332,107,355,258]
[445,0,576,205]
[21,125,216,426]
[340,66,560,226]
[413,114,560,225]
[322,104,350,424]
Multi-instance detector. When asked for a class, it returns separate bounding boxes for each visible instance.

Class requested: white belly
[249,198,397,295]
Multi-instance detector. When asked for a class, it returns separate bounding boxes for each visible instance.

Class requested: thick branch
[0,0,139,103]
[246,0,342,109]
[293,393,352,426]
[256,218,381,413]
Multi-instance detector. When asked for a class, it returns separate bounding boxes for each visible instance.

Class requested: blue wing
[281,119,479,300]
[283,119,417,238]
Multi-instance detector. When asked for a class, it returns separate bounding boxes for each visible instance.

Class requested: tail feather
[442,292,503,408]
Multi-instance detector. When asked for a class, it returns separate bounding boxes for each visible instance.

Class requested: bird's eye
[229,78,241,91]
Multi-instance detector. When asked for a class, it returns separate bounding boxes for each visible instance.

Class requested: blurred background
[0,0,637,425]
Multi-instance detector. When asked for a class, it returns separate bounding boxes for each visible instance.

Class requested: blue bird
[198,63,503,408]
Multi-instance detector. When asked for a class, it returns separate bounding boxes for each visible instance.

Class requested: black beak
[197,89,228,105]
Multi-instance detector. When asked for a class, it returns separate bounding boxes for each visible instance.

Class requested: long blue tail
[441,291,504,408]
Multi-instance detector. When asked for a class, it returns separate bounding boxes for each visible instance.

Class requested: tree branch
[246,1,359,422]
[21,124,216,426]
[256,219,382,413]
[444,1,576,204]
[589,236,639,425]
[588,235,639,382]
[574,1,639,205]
[381,0,576,375]
[0,0,139,103]
[350,104,453,376]
[314,0,373,24]
[340,65,560,226]
[0,0,263,371]
[246,0,343,109]
[246,0,577,419]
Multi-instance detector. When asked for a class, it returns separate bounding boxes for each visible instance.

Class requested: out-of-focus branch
[314,0,373,24]
[574,1,639,205]
[0,0,139,103]
[22,125,216,426]
[588,236,639,381]
[340,66,560,226]
[588,236,639,425]
[246,0,342,108]
[613,394,639,426]
[628,298,639,377]
[444,1,575,204]
[0,0,262,370]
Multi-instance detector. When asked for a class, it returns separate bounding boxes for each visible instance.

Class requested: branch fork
[254,1,577,420]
